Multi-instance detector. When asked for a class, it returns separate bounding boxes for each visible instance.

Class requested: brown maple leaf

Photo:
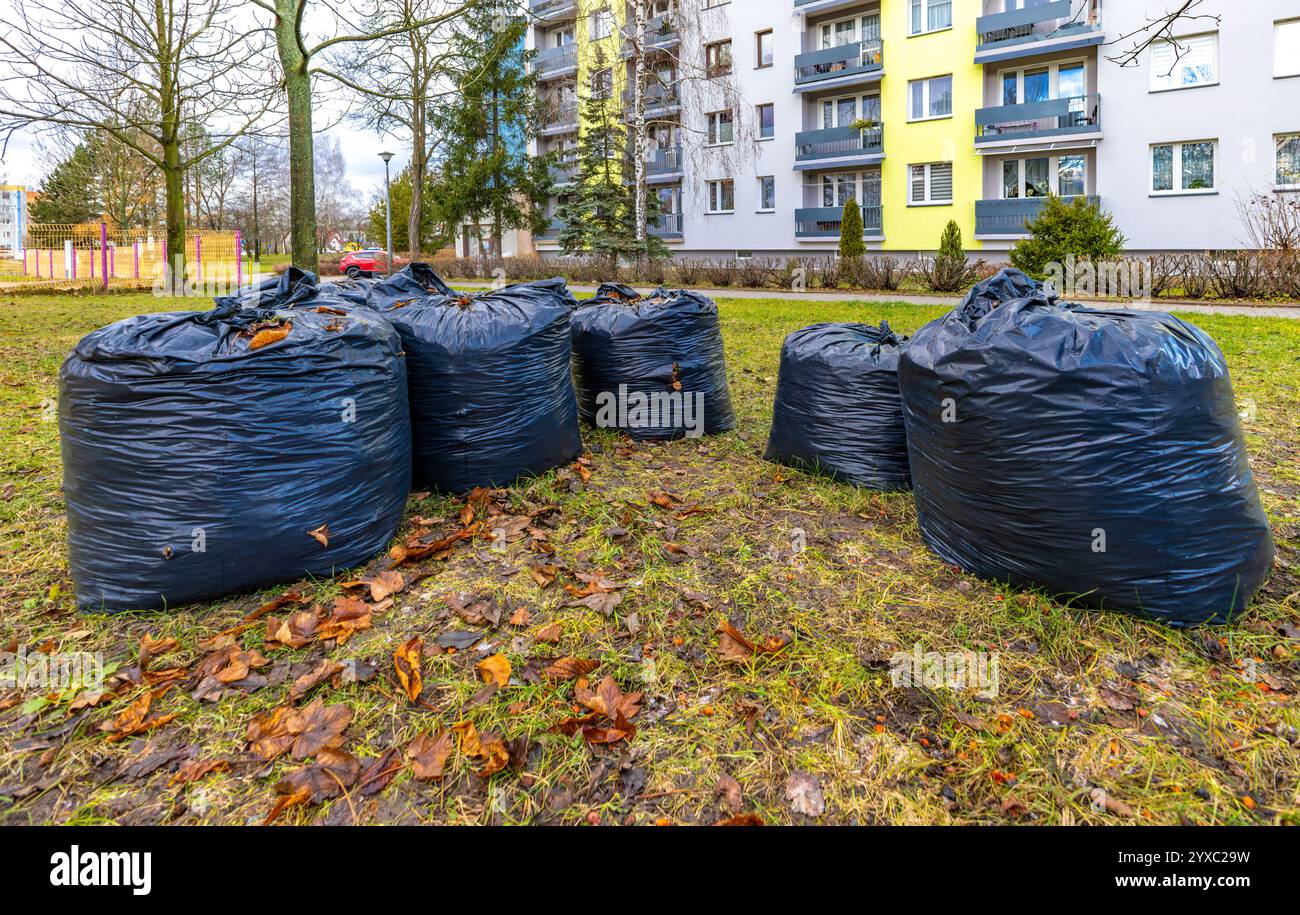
[394,636,423,703]
[408,730,454,780]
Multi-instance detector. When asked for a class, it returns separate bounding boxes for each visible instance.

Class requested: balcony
[532,44,577,80]
[794,124,883,170]
[549,160,578,186]
[621,82,680,118]
[975,0,1103,64]
[975,94,1100,148]
[795,204,883,240]
[649,212,683,239]
[537,218,566,241]
[794,39,883,91]
[646,146,683,182]
[529,0,576,23]
[540,100,578,136]
[974,195,1099,237]
[621,16,680,56]
[794,0,879,16]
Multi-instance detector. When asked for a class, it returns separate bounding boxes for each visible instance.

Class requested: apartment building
[525,0,1300,257]
[0,184,28,258]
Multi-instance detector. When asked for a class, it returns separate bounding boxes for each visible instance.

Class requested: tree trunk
[632,1,648,252]
[276,0,318,271]
[491,84,503,258]
[163,147,185,294]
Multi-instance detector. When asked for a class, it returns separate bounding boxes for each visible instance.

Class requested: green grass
[0,291,1297,825]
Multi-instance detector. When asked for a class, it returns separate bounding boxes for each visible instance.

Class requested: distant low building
[0,185,27,257]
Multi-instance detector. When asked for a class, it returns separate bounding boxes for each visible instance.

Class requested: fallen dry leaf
[307,523,330,548]
[534,622,562,644]
[289,659,344,701]
[544,656,599,681]
[248,322,292,350]
[138,633,179,669]
[784,771,825,817]
[408,730,453,780]
[394,636,423,703]
[717,619,789,664]
[477,653,511,688]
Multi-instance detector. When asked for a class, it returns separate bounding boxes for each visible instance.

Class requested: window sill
[1149,81,1219,94]
[1276,73,1300,80]
[907,200,953,207]
[907,114,953,124]
[907,26,953,39]
[755,64,773,70]
[705,210,735,215]
[756,208,775,214]
[1275,185,1300,193]
[705,142,735,149]
[1149,189,1218,197]
[757,136,774,142]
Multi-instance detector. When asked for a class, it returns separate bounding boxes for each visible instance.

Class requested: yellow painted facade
[878,2,984,251]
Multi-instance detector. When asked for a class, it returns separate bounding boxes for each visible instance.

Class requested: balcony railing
[646,145,683,178]
[649,212,683,237]
[549,160,578,185]
[975,195,1098,235]
[795,204,883,239]
[794,39,883,87]
[795,124,883,165]
[537,217,566,239]
[621,16,679,55]
[621,82,680,113]
[975,93,1100,144]
[529,0,577,21]
[541,100,578,132]
[976,0,1102,58]
[533,43,577,77]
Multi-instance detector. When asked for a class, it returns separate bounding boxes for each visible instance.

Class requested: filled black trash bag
[363,262,453,310]
[764,322,910,490]
[380,274,583,492]
[899,268,1274,626]
[570,283,735,440]
[60,301,412,612]
[213,265,324,310]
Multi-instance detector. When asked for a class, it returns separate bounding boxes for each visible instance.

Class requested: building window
[1276,134,1300,189]
[706,40,733,77]
[755,30,773,68]
[757,176,775,212]
[1277,20,1300,78]
[706,110,734,145]
[589,7,614,40]
[909,162,953,205]
[756,103,774,139]
[1151,140,1217,194]
[908,75,952,120]
[910,0,952,36]
[707,179,735,213]
[1150,33,1219,91]
[1001,155,1088,199]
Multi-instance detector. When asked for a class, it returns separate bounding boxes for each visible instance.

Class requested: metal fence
[2,224,243,289]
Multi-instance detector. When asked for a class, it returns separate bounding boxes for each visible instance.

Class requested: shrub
[1009,195,1125,279]
[703,258,738,287]
[860,255,915,291]
[839,198,866,259]
[1207,251,1268,300]
[920,221,984,293]
[1177,255,1210,299]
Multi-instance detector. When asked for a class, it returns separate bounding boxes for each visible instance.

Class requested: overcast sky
[0,0,417,197]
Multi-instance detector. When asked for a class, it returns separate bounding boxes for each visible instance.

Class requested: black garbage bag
[764,322,910,490]
[362,262,454,310]
[60,300,411,612]
[570,283,735,440]
[380,274,583,492]
[213,265,324,310]
[899,268,1274,626]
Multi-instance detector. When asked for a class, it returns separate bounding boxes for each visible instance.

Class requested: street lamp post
[379,151,394,276]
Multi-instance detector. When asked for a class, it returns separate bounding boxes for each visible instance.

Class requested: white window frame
[819,171,881,208]
[1150,140,1219,195]
[999,155,1088,199]
[706,109,734,146]
[706,178,735,214]
[997,58,1088,105]
[1275,133,1300,190]
[908,75,952,122]
[1277,19,1300,79]
[821,93,881,129]
[819,12,881,49]
[1150,32,1220,92]
[757,176,775,213]
[908,162,953,206]
[705,39,733,77]
[909,0,952,37]
[589,8,614,40]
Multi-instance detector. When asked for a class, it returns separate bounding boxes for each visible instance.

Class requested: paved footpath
[550,284,1300,319]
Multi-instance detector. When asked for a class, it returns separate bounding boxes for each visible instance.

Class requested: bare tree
[250,0,474,270]
[1102,0,1221,70]
[0,0,275,282]
[328,0,460,258]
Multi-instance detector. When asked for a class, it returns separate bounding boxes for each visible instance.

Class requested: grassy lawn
[0,291,1297,826]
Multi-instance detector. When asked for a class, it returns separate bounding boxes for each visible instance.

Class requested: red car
[339,248,389,278]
